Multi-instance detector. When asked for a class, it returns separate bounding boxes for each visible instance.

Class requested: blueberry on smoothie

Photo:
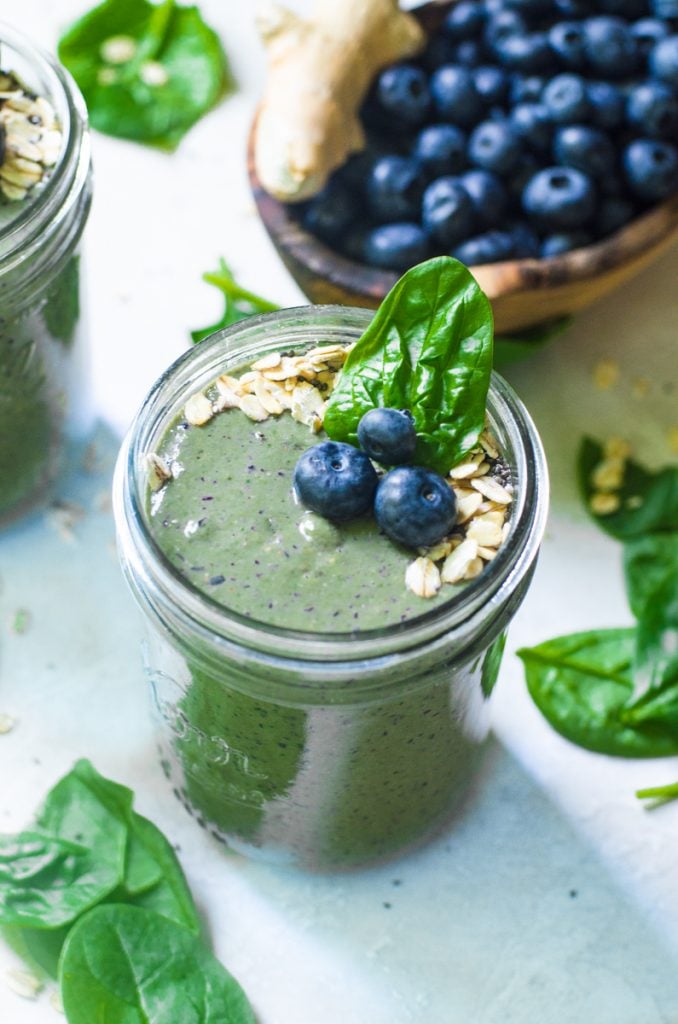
[375,466,457,549]
[293,441,378,521]
[357,408,417,465]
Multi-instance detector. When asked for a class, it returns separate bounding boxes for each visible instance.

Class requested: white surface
[1,3,678,1022]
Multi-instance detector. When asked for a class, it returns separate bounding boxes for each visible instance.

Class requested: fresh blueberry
[302,181,356,243]
[508,221,541,256]
[412,124,467,177]
[549,21,587,70]
[420,34,458,71]
[522,166,597,228]
[357,408,417,465]
[430,66,484,127]
[341,225,369,263]
[502,0,553,15]
[473,65,510,105]
[543,73,591,123]
[623,138,678,200]
[376,65,431,126]
[493,32,553,73]
[631,18,670,58]
[443,1,486,40]
[460,169,509,227]
[627,81,678,139]
[554,0,590,14]
[510,102,553,151]
[587,81,625,129]
[595,196,636,236]
[366,156,426,223]
[650,0,678,16]
[597,0,650,16]
[583,17,639,79]
[507,154,542,202]
[293,442,378,522]
[509,74,546,105]
[553,125,617,179]
[485,9,527,51]
[540,230,593,256]
[422,177,476,246]
[468,120,522,174]
[363,223,430,271]
[452,40,487,67]
[650,36,678,88]
[374,466,457,549]
[451,229,515,265]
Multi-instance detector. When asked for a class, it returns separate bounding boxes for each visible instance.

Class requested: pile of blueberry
[293,408,457,549]
[298,0,678,269]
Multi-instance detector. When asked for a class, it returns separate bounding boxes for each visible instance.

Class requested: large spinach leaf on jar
[517,629,678,758]
[60,905,256,1024]
[58,0,233,150]
[323,256,494,474]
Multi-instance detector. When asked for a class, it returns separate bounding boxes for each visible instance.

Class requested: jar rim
[114,305,549,663]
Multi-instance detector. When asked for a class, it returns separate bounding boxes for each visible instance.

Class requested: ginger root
[254,0,425,203]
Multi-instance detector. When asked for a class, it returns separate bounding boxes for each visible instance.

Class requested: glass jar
[0,23,92,527]
[113,307,549,871]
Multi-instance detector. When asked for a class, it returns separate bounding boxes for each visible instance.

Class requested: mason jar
[0,23,92,527]
[113,307,548,871]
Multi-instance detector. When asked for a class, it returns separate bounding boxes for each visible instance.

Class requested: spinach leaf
[625,571,678,715]
[623,533,678,620]
[579,437,678,540]
[324,257,493,474]
[191,259,280,343]
[60,905,256,1024]
[3,922,69,979]
[493,317,571,367]
[0,833,112,929]
[43,256,81,347]
[636,780,678,805]
[517,629,678,757]
[58,0,233,150]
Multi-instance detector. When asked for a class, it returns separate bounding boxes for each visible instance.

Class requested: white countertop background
[1,3,678,1022]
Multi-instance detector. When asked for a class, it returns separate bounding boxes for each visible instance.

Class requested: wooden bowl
[248,3,678,334]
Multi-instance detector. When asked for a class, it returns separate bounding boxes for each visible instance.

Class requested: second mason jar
[114,307,548,871]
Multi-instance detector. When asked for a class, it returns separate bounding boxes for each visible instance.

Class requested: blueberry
[510,102,553,151]
[452,229,515,265]
[341,225,369,263]
[650,0,678,16]
[374,466,457,549]
[507,154,542,202]
[293,442,378,522]
[443,1,486,40]
[502,0,553,15]
[422,177,476,246]
[583,17,639,79]
[493,32,553,73]
[460,168,509,227]
[553,125,617,179]
[597,0,650,16]
[587,81,625,129]
[522,166,596,228]
[430,66,484,127]
[627,81,678,139]
[366,156,426,223]
[376,65,431,126]
[549,21,587,70]
[543,73,591,123]
[631,18,670,58]
[540,230,593,256]
[302,181,356,243]
[420,34,458,71]
[453,40,487,67]
[412,124,467,177]
[357,408,417,465]
[554,0,590,14]
[473,65,510,105]
[623,138,678,200]
[595,196,636,236]
[468,120,523,174]
[650,36,678,88]
[363,223,430,271]
[508,220,541,256]
[486,10,527,51]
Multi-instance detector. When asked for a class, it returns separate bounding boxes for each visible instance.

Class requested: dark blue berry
[631,18,670,58]
[302,181,356,243]
[366,156,425,223]
[587,81,625,129]
[540,230,593,256]
[374,466,457,549]
[460,169,509,227]
[443,1,486,40]
[422,177,476,245]
[473,65,510,105]
[452,229,515,265]
[509,74,546,104]
[595,196,636,236]
[650,0,678,16]
[430,66,484,127]
[510,102,553,151]
[502,0,553,15]
[522,166,596,228]
[597,0,649,16]
[543,73,591,122]
[420,34,458,71]
[650,36,678,87]
[453,40,487,67]
[583,17,639,79]
[341,225,369,263]
[549,21,587,70]
[553,125,617,178]
[293,442,378,522]
[493,32,553,73]
[486,10,527,51]
[554,0,590,14]
[363,223,430,271]
[357,408,417,465]
[376,65,431,126]
[508,221,541,256]
[468,120,523,173]
[412,124,467,177]
[627,81,678,139]
[623,138,678,199]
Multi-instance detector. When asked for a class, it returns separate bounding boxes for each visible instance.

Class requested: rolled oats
[184,392,214,427]
[405,557,441,599]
